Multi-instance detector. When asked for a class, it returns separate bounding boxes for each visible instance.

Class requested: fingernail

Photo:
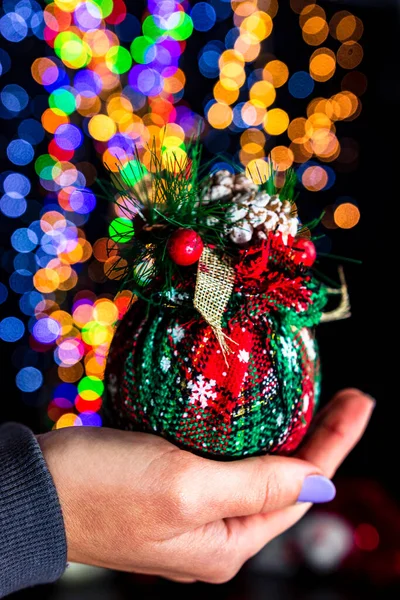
[297,475,336,504]
[364,394,376,408]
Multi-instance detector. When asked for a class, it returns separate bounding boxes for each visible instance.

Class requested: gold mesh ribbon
[194,246,237,362]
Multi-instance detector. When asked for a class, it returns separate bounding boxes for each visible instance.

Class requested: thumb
[191,454,333,523]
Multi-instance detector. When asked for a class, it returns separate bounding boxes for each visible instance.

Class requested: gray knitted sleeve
[0,423,67,597]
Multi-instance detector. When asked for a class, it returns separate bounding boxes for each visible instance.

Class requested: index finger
[295,388,375,478]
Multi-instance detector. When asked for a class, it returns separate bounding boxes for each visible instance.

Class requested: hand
[37,389,374,584]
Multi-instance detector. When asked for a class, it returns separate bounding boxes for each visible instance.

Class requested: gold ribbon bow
[194,246,237,364]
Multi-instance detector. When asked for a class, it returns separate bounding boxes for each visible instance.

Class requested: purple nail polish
[297,475,336,504]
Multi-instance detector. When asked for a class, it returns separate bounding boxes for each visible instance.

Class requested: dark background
[0,0,396,598]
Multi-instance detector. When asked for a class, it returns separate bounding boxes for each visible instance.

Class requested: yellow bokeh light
[302,17,329,46]
[214,81,239,105]
[310,48,336,82]
[245,158,270,184]
[219,49,245,69]
[264,108,290,135]
[88,114,117,141]
[56,413,79,429]
[220,61,244,80]
[241,128,266,147]
[310,130,340,161]
[250,80,276,108]
[240,11,273,42]
[234,35,261,62]
[270,146,294,171]
[93,299,119,325]
[242,100,266,126]
[34,268,60,293]
[50,310,73,336]
[299,4,326,26]
[288,117,309,143]
[161,147,188,172]
[208,103,233,129]
[54,0,80,11]
[334,203,360,228]
[107,95,133,123]
[263,60,289,88]
[82,321,113,346]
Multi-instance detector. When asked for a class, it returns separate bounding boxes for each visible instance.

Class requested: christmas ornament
[104,144,349,459]
[292,238,317,267]
[167,228,204,266]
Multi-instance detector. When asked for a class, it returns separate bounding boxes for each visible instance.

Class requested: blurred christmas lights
[0,0,365,429]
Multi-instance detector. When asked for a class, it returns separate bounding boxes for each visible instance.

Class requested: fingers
[295,388,375,478]
[223,389,375,561]
[189,453,323,523]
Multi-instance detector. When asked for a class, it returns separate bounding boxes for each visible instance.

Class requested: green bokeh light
[130,36,155,65]
[168,13,194,41]
[121,159,148,186]
[92,0,114,19]
[35,154,57,180]
[78,375,105,397]
[109,218,135,243]
[49,88,76,116]
[142,15,165,40]
[105,46,132,74]
[54,32,90,68]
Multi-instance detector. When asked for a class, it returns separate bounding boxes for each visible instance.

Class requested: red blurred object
[292,238,317,267]
[327,479,400,584]
[105,0,127,25]
[167,228,204,266]
[48,139,74,162]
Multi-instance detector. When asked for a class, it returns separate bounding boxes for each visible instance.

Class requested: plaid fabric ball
[105,238,327,459]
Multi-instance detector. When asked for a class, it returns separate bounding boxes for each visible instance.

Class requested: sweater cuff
[0,423,67,597]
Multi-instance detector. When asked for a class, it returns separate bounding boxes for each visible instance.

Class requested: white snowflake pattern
[160,356,171,373]
[300,328,317,362]
[276,413,284,427]
[280,336,299,371]
[188,374,217,409]
[171,325,185,344]
[238,349,250,363]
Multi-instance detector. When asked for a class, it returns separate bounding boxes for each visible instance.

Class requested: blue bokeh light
[33,317,61,344]
[7,139,34,166]
[0,49,11,77]
[0,283,8,305]
[288,71,315,99]
[191,3,216,32]
[3,173,31,197]
[0,13,28,43]
[16,366,43,392]
[11,228,38,253]
[1,84,29,113]
[19,290,43,316]
[0,316,25,342]
[9,269,33,294]
[0,194,27,218]
[18,119,45,145]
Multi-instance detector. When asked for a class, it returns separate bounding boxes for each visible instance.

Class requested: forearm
[0,423,67,598]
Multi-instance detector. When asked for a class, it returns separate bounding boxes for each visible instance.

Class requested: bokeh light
[1,0,365,428]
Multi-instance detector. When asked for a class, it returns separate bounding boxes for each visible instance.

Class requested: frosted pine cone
[203,170,299,245]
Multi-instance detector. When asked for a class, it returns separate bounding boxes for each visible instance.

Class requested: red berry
[167,228,204,266]
[292,238,317,267]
